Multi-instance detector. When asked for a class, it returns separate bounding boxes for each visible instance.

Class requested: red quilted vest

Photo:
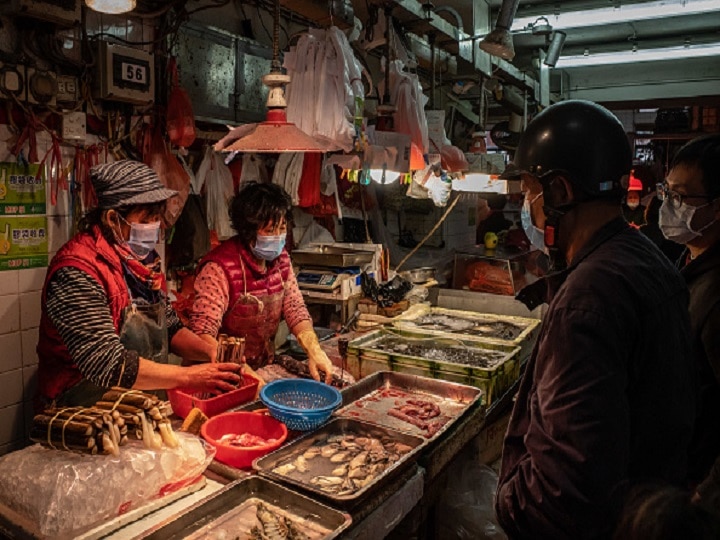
[36,225,130,411]
[199,236,292,365]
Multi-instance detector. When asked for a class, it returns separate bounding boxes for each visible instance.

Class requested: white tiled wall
[0,129,74,456]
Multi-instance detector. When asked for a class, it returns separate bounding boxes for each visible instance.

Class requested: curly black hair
[229,181,293,245]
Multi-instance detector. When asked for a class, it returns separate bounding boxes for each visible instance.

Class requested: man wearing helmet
[495,100,696,539]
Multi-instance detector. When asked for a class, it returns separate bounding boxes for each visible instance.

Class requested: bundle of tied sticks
[30,388,180,456]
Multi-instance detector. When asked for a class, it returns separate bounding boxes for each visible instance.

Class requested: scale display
[296,271,341,290]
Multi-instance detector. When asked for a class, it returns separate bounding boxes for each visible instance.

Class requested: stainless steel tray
[134,476,351,540]
[393,306,541,349]
[335,372,483,441]
[292,245,374,267]
[254,418,424,509]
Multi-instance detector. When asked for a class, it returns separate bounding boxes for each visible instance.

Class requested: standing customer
[36,161,242,412]
[190,181,334,384]
[495,100,696,539]
[657,134,720,491]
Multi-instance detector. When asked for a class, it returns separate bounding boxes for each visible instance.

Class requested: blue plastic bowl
[260,379,342,431]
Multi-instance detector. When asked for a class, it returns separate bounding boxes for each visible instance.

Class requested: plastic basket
[260,379,342,431]
[167,374,259,419]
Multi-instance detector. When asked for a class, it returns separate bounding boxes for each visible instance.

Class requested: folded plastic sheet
[0,433,214,538]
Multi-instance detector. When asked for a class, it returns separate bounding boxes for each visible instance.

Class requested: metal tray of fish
[253,418,424,509]
[393,306,540,348]
[335,372,482,441]
[134,476,351,540]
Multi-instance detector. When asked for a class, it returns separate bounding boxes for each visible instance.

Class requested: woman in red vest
[36,160,242,411]
[190,181,334,384]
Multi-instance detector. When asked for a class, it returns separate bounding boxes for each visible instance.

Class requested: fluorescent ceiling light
[557,42,720,68]
[512,0,719,31]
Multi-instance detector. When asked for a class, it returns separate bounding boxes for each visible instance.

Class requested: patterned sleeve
[283,263,312,329]
[45,267,139,389]
[165,302,184,341]
[189,262,230,337]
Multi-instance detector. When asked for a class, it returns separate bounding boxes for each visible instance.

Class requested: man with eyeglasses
[658,134,720,502]
[495,100,696,539]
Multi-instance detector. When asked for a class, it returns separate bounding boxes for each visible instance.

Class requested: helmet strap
[542,202,577,272]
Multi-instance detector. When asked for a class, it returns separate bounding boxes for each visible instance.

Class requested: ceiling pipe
[479,0,521,61]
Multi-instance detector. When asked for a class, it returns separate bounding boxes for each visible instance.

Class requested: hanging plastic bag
[144,125,190,226]
[197,147,235,240]
[436,452,508,540]
[166,57,196,148]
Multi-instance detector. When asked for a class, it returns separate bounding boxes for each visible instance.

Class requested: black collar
[680,240,720,282]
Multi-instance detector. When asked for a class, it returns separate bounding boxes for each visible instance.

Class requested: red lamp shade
[224,109,330,153]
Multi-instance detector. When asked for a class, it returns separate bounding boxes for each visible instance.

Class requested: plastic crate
[167,374,259,419]
[347,330,521,405]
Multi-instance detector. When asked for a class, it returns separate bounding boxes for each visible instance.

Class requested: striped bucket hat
[90,160,178,209]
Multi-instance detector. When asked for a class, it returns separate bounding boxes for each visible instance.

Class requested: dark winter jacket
[496,217,696,540]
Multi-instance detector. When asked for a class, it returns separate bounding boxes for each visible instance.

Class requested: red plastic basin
[201,411,288,469]
[167,374,259,419]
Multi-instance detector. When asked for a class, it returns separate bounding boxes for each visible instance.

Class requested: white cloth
[197,146,234,239]
[285,27,364,152]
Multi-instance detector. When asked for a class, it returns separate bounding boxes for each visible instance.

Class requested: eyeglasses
[656,182,715,209]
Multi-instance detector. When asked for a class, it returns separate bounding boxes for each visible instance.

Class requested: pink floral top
[190,261,310,337]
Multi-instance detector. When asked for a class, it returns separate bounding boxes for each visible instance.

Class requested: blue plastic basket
[260,379,342,431]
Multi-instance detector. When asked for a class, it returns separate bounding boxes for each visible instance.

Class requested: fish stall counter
[185,370,491,540]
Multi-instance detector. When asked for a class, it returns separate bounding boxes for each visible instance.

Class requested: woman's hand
[308,348,334,385]
[183,361,242,395]
[296,328,334,384]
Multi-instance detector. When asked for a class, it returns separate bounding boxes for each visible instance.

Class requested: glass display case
[452,246,545,296]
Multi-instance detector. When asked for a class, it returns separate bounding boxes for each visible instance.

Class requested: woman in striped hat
[35,160,242,411]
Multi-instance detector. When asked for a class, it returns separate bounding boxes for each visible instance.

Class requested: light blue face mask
[521,195,547,253]
[252,233,286,261]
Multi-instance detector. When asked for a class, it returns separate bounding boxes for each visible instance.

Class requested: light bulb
[85,0,136,15]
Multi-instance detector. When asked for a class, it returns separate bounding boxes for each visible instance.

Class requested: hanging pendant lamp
[224,0,328,153]
[85,0,136,14]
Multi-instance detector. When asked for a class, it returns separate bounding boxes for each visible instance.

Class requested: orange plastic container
[201,411,288,469]
[167,374,259,419]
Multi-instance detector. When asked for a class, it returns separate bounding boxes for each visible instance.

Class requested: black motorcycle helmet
[503,100,632,204]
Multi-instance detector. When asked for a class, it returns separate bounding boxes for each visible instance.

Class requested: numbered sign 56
[121,63,147,84]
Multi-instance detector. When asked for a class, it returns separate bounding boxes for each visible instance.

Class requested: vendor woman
[190,181,334,384]
[36,160,242,411]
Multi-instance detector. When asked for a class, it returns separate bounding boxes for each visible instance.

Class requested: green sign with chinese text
[0,162,46,216]
[0,215,49,270]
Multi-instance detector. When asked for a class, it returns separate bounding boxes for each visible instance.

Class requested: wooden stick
[33,415,94,436]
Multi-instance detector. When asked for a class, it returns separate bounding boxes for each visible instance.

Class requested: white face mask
[659,199,717,244]
[117,215,161,259]
[626,201,639,210]
[521,195,546,252]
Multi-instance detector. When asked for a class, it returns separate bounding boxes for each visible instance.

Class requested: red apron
[221,256,286,369]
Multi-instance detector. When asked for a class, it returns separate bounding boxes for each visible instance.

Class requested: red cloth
[297,152,322,207]
[37,226,130,405]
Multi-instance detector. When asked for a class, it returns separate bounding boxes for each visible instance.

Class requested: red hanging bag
[166,57,196,148]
